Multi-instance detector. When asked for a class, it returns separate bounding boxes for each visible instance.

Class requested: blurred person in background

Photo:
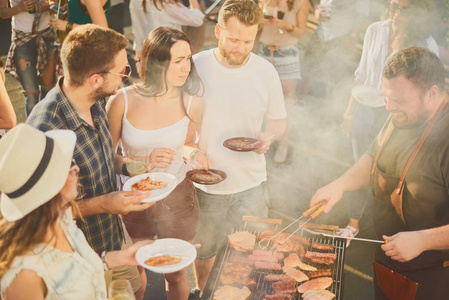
[191,0,286,295]
[311,46,449,300]
[1,0,59,116]
[0,57,17,134]
[108,0,124,34]
[0,124,152,300]
[257,0,310,163]
[26,24,154,300]
[107,27,203,300]
[338,0,439,245]
[49,0,110,32]
[130,0,204,75]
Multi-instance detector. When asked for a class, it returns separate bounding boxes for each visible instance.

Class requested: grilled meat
[305,251,337,260]
[311,242,334,252]
[265,274,292,282]
[309,257,335,265]
[284,253,317,271]
[259,230,311,247]
[282,266,309,283]
[265,294,292,300]
[213,285,251,300]
[255,261,282,270]
[253,249,284,260]
[297,277,333,294]
[272,278,297,294]
[219,262,253,285]
[308,269,332,279]
[228,231,256,252]
[302,289,336,300]
[248,254,279,263]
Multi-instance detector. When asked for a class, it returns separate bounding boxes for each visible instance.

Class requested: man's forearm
[420,224,449,252]
[336,153,372,192]
[74,195,106,218]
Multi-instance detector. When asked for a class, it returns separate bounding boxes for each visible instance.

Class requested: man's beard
[91,85,117,101]
[218,39,250,66]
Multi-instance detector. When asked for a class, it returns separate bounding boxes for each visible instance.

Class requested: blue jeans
[193,183,269,260]
[14,31,55,116]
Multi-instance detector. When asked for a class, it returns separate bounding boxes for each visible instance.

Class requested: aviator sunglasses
[97,64,132,82]
[390,2,410,17]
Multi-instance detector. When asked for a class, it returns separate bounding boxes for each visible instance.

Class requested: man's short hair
[61,24,129,87]
[218,0,263,29]
[383,47,445,92]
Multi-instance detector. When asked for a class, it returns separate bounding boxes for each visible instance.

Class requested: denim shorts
[193,183,269,260]
[258,44,301,80]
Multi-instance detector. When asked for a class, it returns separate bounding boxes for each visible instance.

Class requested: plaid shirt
[27,78,123,253]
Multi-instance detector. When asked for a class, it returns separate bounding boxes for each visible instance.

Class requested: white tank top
[120,87,191,182]
[10,0,51,32]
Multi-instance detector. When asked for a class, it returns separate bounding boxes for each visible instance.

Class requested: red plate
[186,169,227,185]
[223,137,262,152]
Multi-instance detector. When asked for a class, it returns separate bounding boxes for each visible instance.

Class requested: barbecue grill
[202,218,346,299]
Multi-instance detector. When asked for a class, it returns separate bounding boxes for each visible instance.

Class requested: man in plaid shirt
[27,24,153,299]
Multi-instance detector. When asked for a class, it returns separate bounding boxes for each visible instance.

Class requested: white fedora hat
[0,124,76,222]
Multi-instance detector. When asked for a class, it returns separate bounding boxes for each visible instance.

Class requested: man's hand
[309,181,345,214]
[148,148,176,169]
[254,132,275,154]
[189,151,212,170]
[104,191,154,214]
[38,1,49,11]
[381,232,426,262]
[20,0,35,12]
[49,18,68,31]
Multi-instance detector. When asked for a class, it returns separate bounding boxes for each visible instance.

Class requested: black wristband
[122,163,129,176]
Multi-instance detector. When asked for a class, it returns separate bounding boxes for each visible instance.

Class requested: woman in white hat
[0,124,150,300]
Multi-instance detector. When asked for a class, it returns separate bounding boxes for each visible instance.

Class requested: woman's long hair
[0,196,81,281]
[135,27,202,120]
[142,0,182,18]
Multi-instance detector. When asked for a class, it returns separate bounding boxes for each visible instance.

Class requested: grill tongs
[258,200,327,252]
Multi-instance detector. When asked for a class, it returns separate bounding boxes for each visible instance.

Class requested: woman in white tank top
[106,27,207,300]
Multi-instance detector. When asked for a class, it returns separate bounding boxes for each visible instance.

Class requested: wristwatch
[286,25,295,33]
[101,251,110,271]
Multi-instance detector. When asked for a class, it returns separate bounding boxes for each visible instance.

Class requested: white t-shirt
[129,0,204,51]
[10,0,50,32]
[354,19,440,90]
[193,49,287,195]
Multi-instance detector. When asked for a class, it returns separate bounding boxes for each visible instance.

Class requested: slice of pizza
[145,255,181,266]
[132,177,167,191]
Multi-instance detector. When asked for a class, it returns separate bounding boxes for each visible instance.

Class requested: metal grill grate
[203,225,346,300]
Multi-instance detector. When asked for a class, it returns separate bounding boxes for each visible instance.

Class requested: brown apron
[370,98,449,300]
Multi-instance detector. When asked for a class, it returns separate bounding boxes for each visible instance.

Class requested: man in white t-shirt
[188,0,287,294]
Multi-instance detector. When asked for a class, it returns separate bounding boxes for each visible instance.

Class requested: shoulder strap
[122,87,128,117]
[186,95,193,114]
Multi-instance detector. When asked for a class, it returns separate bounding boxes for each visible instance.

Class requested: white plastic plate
[122,172,178,203]
[352,85,385,107]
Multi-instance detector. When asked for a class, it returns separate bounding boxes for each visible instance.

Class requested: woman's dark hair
[135,27,202,119]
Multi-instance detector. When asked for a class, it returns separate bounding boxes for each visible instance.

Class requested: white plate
[122,172,178,203]
[352,85,385,107]
[135,238,197,274]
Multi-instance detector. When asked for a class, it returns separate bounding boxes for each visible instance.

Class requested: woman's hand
[49,18,68,31]
[148,148,176,169]
[189,150,211,170]
[274,19,291,30]
[38,0,49,11]
[19,0,35,12]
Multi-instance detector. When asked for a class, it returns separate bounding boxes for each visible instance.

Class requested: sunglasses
[390,2,410,17]
[98,64,132,82]
[69,159,78,172]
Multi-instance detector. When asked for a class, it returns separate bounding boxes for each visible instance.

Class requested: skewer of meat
[309,257,335,265]
[311,241,334,251]
[308,268,332,279]
[305,251,337,260]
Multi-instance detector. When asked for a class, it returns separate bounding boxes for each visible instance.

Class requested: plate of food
[223,137,262,152]
[135,238,197,274]
[352,85,385,107]
[122,172,178,203]
[186,169,227,185]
